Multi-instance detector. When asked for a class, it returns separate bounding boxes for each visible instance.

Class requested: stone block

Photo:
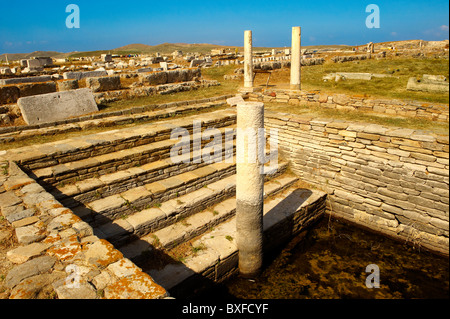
[17,88,99,125]
[337,72,373,80]
[63,70,108,81]
[407,77,449,93]
[0,67,12,75]
[17,82,57,97]
[15,224,46,245]
[57,79,79,91]
[318,93,328,103]
[54,281,97,299]
[333,94,351,105]
[190,59,205,67]
[137,67,153,73]
[166,70,183,83]
[86,76,121,93]
[160,62,168,71]
[102,54,113,62]
[83,239,123,268]
[0,75,52,86]
[226,96,245,107]
[357,132,380,141]
[140,71,168,85]
[5,256,56,289]
[7,242,51,264]
[422,74,447,82]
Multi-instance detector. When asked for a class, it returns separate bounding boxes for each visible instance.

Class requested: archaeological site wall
[263,108,449,255]
[250,90,449,122]
[1,69,204,104]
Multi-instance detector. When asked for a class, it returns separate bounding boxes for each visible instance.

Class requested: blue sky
[0,0,448,53]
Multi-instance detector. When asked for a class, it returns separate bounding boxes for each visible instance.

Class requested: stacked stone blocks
[249,90,449,122]
[264,110,449,255]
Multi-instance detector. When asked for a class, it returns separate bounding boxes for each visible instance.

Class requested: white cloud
[390,32,397,36]
[423,25,449,38]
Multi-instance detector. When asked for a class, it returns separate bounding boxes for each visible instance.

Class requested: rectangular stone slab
[63,70,108,80]
[0,75,52,86]
[17,88,98,125]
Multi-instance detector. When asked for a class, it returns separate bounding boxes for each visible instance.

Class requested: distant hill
[113,43,235,55]
[2,40,446,62]
[64,43,236,58]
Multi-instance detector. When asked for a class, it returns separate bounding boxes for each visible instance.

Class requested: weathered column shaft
[236,101,264,278]
[244,30,253,88]
[290,26,301,90]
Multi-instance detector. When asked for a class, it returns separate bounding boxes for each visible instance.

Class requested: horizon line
[1,38,449,56]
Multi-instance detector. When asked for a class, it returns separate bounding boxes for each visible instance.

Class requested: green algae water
[211,217,449,299]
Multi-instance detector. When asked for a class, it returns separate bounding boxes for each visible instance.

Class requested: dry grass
[2,56,447,150]
[101,65,239,112]
[254,56,449,104]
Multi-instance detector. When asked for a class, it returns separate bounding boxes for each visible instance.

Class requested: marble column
[244,30,254,88]
[290,26,301,90]
[236,101,264,277]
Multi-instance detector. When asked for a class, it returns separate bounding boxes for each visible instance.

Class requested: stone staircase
[18,107,327,297]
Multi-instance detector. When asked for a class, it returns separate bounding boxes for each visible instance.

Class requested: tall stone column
[244,30,254,89]
[290,26,301,90]
[236,101,264,278]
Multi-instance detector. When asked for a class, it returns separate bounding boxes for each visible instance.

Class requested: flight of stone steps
[22,106,327,297]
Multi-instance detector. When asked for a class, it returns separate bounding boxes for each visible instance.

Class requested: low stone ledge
[0,75,53,86]
[0,94,232,138]
[249,89,449,122]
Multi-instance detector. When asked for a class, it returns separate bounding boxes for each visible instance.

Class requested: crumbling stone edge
[248,90,449,122]
[0,159,169,299]
[0,93,233,136]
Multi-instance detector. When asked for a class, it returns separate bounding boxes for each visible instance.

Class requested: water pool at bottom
[207,217,449,299]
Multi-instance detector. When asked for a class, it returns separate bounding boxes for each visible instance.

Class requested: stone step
[145,185,328,295]
[32,121,237,187]
[93,161,288,248]
[14,107,236,171]
[82,158,241,227]
[121,173,299,262]
[52,138,238,207]
[0,99,228,144]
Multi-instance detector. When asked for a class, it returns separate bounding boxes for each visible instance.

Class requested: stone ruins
[407,74,449,93]
[0,29,448,300]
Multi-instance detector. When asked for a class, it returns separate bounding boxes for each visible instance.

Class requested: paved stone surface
[6,242,51,264]
[5,256,56,289]
[83,239,123,268]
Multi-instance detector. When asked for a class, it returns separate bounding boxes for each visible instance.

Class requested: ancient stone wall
[249,90,449,122]
[264,111,449,255]
[139,68,201,86]
[94,80,219,105]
